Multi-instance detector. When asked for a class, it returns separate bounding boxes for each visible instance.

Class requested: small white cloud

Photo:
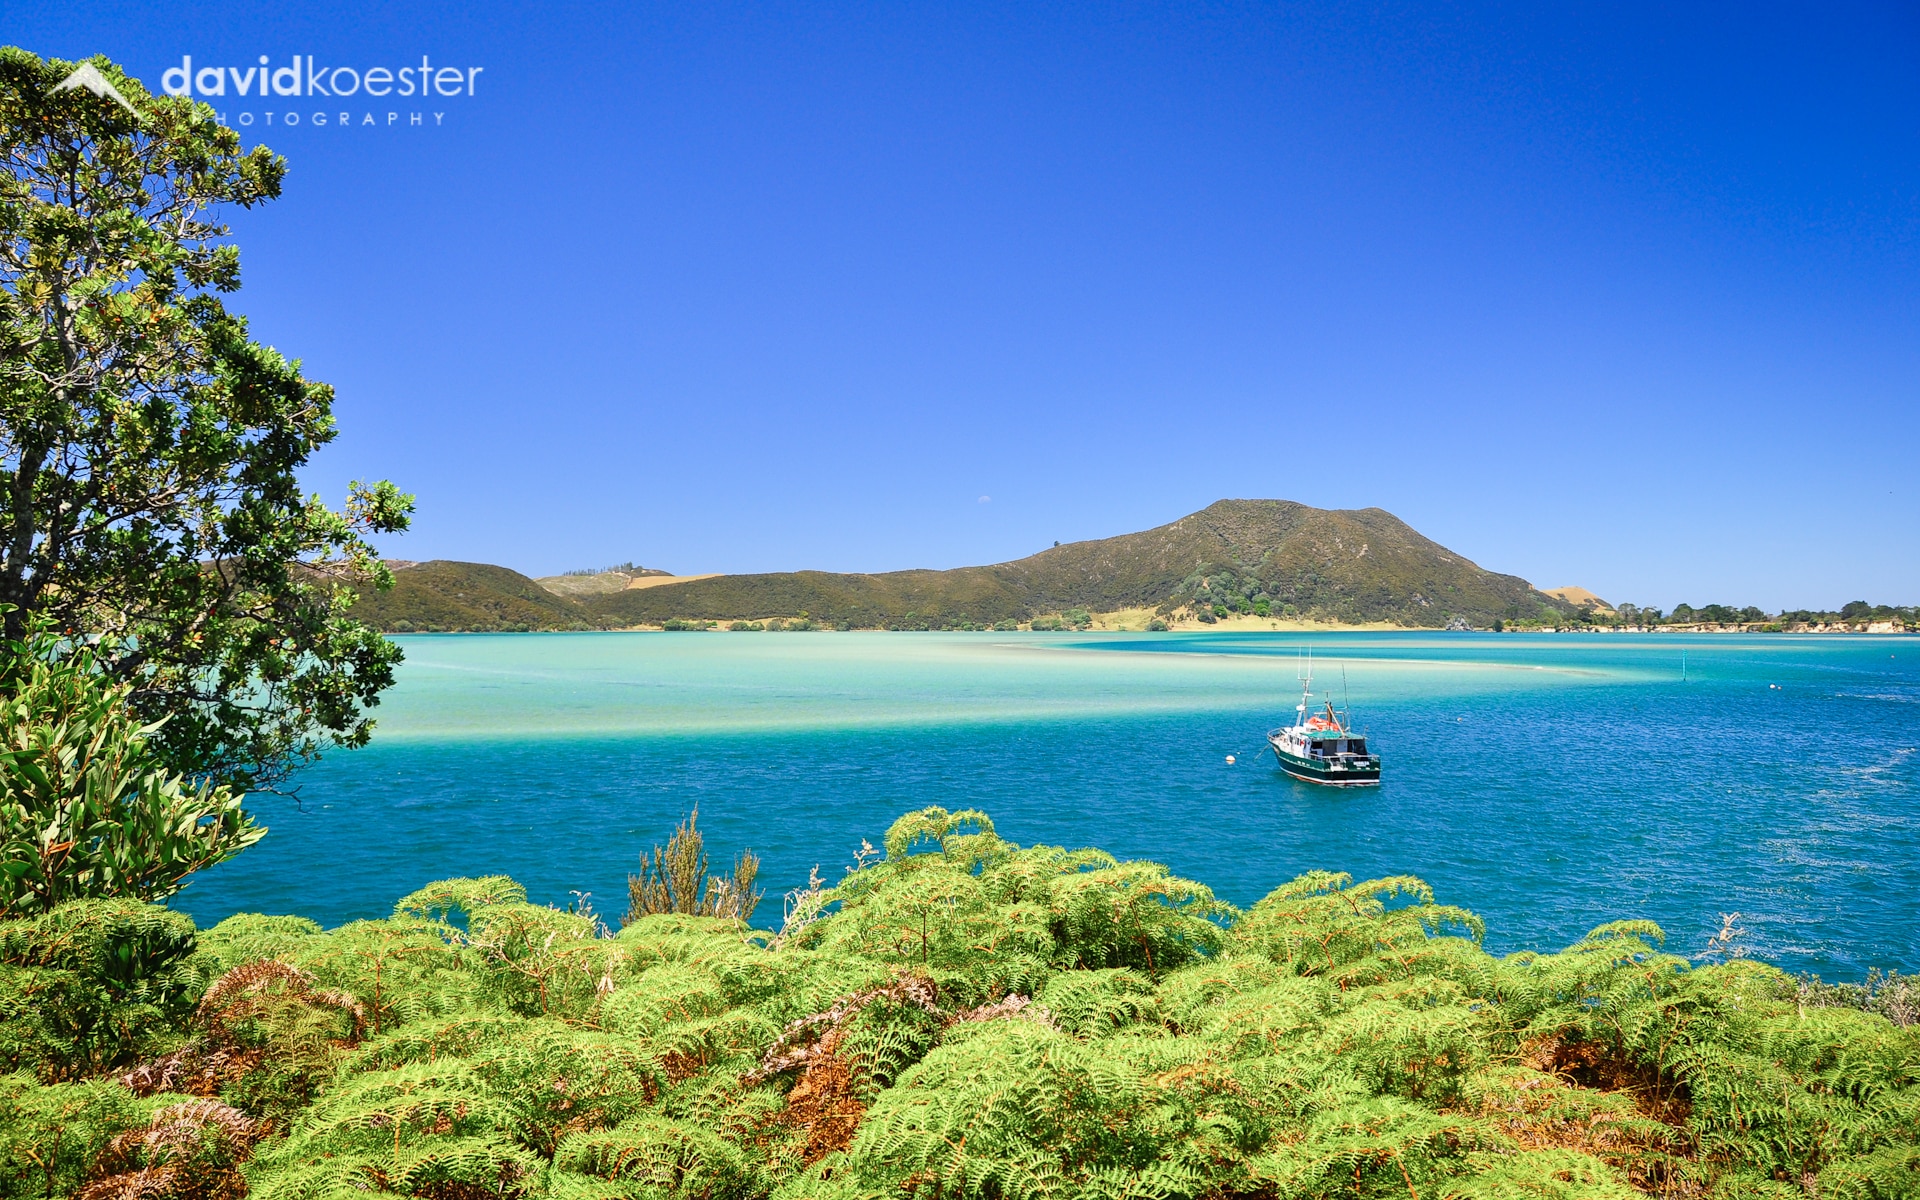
[977,495,991,504]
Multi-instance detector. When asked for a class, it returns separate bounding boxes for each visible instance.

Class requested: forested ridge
[4,808,1916,1200]
[348,562,608,633]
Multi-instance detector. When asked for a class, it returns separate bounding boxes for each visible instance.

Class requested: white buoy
[1225,755,1235,765]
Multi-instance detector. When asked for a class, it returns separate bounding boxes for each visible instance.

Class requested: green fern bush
[0,805,1916,1200]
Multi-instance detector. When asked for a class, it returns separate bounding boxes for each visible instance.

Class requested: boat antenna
[1295,648,1314,724]
[1342,664,1351,729]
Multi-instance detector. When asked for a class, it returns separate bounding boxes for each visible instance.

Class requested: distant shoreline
[384,616,1916,636]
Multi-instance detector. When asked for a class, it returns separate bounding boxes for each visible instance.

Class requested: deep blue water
[176,632,1920,979]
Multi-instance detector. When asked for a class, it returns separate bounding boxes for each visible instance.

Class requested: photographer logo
[52,63,137,114]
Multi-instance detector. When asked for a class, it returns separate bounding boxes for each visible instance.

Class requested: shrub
[1795,968,1917,1028]
[0,1074,170,1199]
[0,627,263,919]
[625,810,763,926]
[0,807,1915,1200]
[1146,619,1169,632]
[0,898,203,1076]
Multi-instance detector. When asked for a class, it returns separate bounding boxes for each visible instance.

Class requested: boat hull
[1268,740,1382,787]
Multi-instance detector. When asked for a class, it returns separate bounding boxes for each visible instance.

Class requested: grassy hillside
[4,806,1915,1200]
[353,561,608,632]
[587,567,1029,629]
[536,566,676,598]
[587,500,1570,629]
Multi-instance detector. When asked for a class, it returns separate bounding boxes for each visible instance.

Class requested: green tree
[0,50,411,791]
[0,620,262,917]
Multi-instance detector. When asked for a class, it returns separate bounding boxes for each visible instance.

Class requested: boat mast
[1295,650,1314,729]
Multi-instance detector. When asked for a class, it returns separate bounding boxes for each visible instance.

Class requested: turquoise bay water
[178,632,1920,979]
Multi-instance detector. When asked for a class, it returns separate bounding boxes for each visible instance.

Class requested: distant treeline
[1489,595,1912,633]
[1526,599,1918,632]
[559,562,669,578]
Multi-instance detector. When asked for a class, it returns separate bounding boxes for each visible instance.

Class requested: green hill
[354,501,1573,632]
[995,499,1557,625]
[352,561,608,632]
[584,500,1570,629]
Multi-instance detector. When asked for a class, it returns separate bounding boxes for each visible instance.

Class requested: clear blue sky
[13,3,1918,610]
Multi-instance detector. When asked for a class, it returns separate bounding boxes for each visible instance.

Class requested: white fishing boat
[1267,658,1381,786]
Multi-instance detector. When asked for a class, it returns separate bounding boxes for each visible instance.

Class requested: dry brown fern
[304,987,370,1039]
[194,960,311,1027]
[780,1031,866,1164]
[74,1167,188,1200]
[660,1049,707,1082]
[744,974,1057,1164]
[1522,1034,1694,1127]
[1468,1039,1702,1196]
[195,960,368,1043]
[119,960,368,1102]
[119,1045,266,1098]
[76,1101,261,1200]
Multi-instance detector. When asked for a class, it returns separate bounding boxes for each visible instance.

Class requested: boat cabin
[1308,736,1368,758]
